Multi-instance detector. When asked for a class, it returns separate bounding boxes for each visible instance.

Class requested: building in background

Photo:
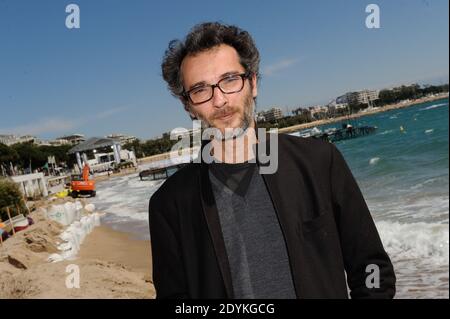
[57,134,86,145]
[48,139,71,146]
[0,134,37,146]
[106,133,138,145]
[292,104,333,120]
[307,105,329,120]
[327,103,349,115]
[0,134,75,147]
[292,107,311,117]
[256,107,283,122]
[344,89,379,105]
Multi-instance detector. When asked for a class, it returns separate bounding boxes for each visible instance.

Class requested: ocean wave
[410,176,447,190]
[377,219,449,298]
[369,157,380,165]
[101,205,149,221]
[424,129,434,134]
[369,192,449,224]
[419,103,448,111]
[90,175,164,222]
[377,221,449,266]
[379,129,393,135]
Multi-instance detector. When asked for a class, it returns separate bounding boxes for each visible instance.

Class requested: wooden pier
[139,163,188,181]
[315,125,377,143]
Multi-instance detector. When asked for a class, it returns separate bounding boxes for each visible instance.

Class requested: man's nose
[211,86,227,108]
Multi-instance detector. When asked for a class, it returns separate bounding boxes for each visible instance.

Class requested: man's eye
[222,76,240,83]
[191,87,208,95]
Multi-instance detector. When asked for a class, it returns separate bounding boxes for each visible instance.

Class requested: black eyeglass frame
[182,72,251,105]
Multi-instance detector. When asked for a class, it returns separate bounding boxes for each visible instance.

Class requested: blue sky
[0,0,448,140]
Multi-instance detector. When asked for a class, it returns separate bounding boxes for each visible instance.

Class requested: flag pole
[21,193,31,216]
[6,206,16,235]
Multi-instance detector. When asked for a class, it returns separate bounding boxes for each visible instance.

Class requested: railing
[10,173,48,199]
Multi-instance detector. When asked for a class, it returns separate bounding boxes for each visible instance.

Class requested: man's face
[180,44,258,136]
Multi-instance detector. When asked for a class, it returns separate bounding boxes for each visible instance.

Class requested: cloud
[0,106,131,137]
[262,58,301,76]
[0,118,77,136]
[95,106,131,119]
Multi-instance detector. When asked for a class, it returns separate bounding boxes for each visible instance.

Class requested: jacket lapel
[256,131,302,298]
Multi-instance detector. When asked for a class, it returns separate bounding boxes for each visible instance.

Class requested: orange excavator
[70,163,96,198]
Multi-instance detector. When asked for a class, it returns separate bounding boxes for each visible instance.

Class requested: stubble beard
[196,91,255,141]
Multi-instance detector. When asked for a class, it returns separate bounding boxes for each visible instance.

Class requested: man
[149,22,396,299]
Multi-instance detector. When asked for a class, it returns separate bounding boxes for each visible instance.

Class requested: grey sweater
[209,163,296,299]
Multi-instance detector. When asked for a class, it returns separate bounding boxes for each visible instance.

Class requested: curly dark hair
[161,22,260,106]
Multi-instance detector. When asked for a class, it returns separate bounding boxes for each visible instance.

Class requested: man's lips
[216,112,234,121]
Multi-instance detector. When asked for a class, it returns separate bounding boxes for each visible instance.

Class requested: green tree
[11,142,46,171]
[0,178,27,220]
[0,143,19,166]
[123,139,144,158]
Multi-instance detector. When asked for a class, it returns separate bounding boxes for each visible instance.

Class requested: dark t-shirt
[209,161,257,196]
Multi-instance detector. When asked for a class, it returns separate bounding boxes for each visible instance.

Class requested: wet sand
[0,200,155,299]
[79,225,152,278]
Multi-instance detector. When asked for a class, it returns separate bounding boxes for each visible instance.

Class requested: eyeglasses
[183,72,250,105]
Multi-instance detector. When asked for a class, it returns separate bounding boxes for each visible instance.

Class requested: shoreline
[278,93,448,134]
[78,224,152,278]
[98,93,448,178]
[2,90,446,298]
[0,198,155,299]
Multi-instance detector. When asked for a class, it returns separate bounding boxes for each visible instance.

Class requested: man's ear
[251,73,258,98]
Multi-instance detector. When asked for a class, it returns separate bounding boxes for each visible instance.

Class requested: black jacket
[149,133,396,299]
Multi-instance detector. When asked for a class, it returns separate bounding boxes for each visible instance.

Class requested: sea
[89,97,449,299]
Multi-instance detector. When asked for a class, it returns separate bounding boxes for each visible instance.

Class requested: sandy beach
[79,225,152,278]
[0,198,155,299]
[2,93,445,299]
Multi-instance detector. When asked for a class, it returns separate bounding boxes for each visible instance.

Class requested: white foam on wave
[379,129,393,135]
[377,220,449,266]
[101,203,150,221]
[369,193,449,224]
[420,103,447,111]
[424,129,434,134]
[369,157,380,165]
[409,176,447,190]
[91,173,164,223]
[376,220,449,298]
